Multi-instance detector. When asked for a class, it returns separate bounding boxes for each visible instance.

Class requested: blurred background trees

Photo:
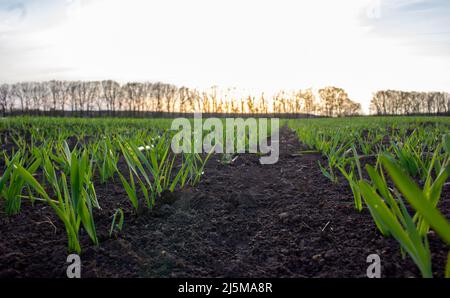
[370,90,449,115]
[2,80,447,117]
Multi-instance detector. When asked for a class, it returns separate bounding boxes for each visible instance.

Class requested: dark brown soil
[0,127,449,278]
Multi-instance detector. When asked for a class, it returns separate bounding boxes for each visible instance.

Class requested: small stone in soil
[279,212,289,219]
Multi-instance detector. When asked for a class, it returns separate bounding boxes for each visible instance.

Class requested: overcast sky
[0,0,449,112]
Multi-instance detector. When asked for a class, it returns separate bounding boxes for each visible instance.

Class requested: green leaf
[443,134,450,154]
[70,151,80,209]
[118,170,138,211]
[13,163,50,201]
[381,155,450,245]
[359,180,432,277]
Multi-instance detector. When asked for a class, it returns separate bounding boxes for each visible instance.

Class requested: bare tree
[11,83,29,112]
[102,80,121,115]
[0,84,11,116]
[29,82,50,113]
[121,82,148,115]
[49,80,70,113]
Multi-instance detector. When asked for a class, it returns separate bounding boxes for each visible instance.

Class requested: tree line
[370,90,449,115]
[0,80,363,117]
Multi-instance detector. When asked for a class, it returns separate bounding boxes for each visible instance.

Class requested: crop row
[288,116,450,277]
[0,117,212,253]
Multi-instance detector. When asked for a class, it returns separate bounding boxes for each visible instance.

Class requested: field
[0,116,449,278]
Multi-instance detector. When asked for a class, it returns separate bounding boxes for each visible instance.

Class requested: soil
[0,126,449,278]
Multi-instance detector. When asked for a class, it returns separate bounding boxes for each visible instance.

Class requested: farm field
[0,116,449,278]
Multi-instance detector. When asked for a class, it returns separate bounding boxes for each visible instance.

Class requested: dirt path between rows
[1,126,448,278]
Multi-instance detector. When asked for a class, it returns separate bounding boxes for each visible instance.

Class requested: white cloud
[0,0,449,113]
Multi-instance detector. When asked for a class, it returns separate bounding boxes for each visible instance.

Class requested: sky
[0,0,449,113]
